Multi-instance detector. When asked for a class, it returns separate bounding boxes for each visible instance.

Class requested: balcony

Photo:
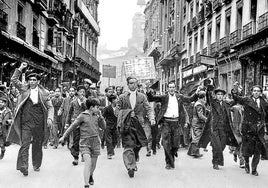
[219,36,230,52]
[192,17,198,30]
[202,47,207,55]
[0,10,8,32]
[32,28,39,48]
[198,8,205,25]
[258,12,268,32]
[223,0,232,4]
[47,0,65,25]
[243,21,254,39]
[16,22,26,41]
[187,21,192,35]
[35,0,48,11]
[213,0,222,12]
[76,44,99,71]
[182,58,188,68]
[195,52,201,64]
[190,55,194,64]
[205,1,212,19]
[211,41,218,56]
[59,10,72,32]
[230,29,242,46]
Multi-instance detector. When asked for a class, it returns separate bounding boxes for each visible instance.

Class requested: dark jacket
[103,105,117,129]
[146,91,198,125]
[66,98,86,125]
[203,91,238,147]
[232,92,268,157]
[117,109,147,148]
[0,107,13,139]
[7,69,54,145]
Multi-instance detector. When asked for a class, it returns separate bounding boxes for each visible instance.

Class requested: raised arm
[11,62,28,92]
[62,114,83,138]
[146,90,163,103]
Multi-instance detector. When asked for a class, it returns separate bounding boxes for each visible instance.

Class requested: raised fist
[19,62,28,70]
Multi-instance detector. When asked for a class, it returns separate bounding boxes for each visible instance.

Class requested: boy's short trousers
[80,136,100,158]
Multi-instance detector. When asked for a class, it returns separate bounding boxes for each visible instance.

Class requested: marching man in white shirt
[147,81,201,169]
[7,62,54,176]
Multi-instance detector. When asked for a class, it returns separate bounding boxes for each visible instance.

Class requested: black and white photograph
[1,0,268,187]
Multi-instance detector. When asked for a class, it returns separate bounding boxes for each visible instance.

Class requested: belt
[163,117,179,121]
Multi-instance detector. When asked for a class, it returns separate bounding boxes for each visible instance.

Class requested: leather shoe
[213,164,219,170]
[146,151,151,157]
[72,159,78,166]
[252,171,259,176]
[33,167,40,172]
[89,175,94,185]
[107,155,112,159]
[20,168,28,176]
[128,169,134,178]
[165,164,172,170]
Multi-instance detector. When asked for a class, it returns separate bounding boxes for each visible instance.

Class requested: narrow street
[1,145,268,188]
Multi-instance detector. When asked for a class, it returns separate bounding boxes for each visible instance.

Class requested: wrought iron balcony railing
[258,11,268,32]
[16,22,26,41]
[230,29,242,46]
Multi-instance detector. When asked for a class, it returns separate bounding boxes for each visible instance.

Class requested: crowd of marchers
[0,62,268,188]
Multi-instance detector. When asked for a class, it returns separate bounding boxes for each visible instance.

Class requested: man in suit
[232,83,268,176]
[66,85,87,166]
[58,86,76,147]
[102,94,118,159]
[206,87,238,170]
[51,88,63,149]
[147,81,200,169]
[116,76,155,178]
[7,62,54,176]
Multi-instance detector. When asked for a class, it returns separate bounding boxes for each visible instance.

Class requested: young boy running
[59,98,106,187]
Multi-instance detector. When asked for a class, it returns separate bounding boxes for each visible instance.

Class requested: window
[189,37,192,57]
[17,2,24,23]
[182,26,186,45]
[194,34,198,54]
[200,28,204,51]
[207,24,212,54]
[216,17,221,42]
[237,7,243,30]
[196,1,199,15]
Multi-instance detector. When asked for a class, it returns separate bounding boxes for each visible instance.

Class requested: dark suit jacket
[116,91,154,127]
[102,105,117,129]
[7,69,54,145]
[232,92,268,156]
[66,98,86,125]
[146,92,198,125]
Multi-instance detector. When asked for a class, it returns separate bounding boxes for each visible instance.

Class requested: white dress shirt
[30,87,39,104]
[129,90,137,110]
[164,93,179,118]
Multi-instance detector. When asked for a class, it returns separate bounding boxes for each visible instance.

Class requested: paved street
[0,145,268,188]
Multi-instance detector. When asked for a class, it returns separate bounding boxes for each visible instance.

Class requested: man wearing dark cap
[232,83,268,176]
[7,62,54,176]
[65,85,87,165]
[206,86,238,170]
[84,78,97,99]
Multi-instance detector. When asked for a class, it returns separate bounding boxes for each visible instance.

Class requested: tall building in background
[0,0,101,89]
[99,2,146,92]
[144,0,268,95]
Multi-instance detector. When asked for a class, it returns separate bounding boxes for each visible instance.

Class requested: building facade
[0,0,100,89]
[144,0,268,95]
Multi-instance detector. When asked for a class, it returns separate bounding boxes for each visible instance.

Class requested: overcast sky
[98,0,146,50]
